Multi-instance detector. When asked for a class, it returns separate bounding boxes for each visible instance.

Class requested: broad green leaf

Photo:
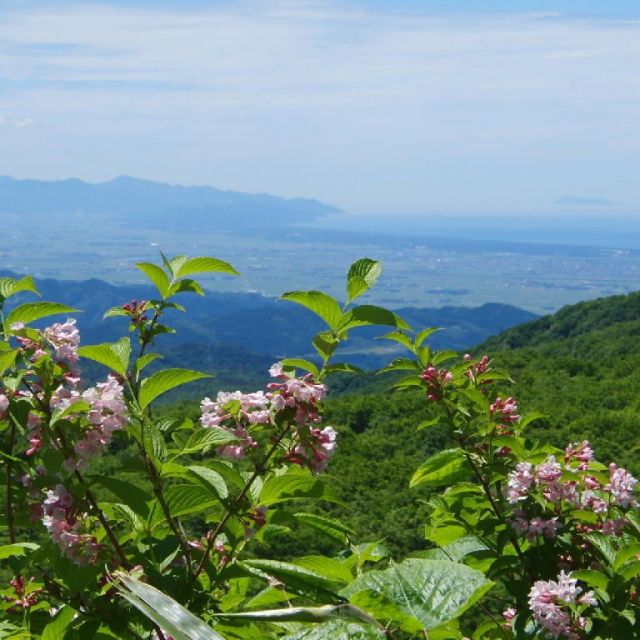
[42,605,78,640]
[418,537,488,562]
[173,256,239,278]
[0,542,39,560]
[347,258,383,289]
[178,428,239,456]
[378,358,421,375]
[281,619,385,639]
[136,262,171,298]
[347,276,369,304]
[0,349,18,377]
[410,450,471,488]
[572,569,609,591]
[51,400,91,425]
[136,353,162,373]
[342,559,493,633]
[164,484,220,517]
[281,291,343,330]
[260,469,338,506]
[187,465,228,499]
[324,363,364,375]
[416,418,440,431]
[6,302,78,327]
[380,330,414,352]
[293,556,354,585]
[103,306,129,319]
[242,559,342,599]
[415,327,440,348]
[338,305,409,332]
[280,358,320,377]
[89,475,152,518]
[115,572,226,640]
[312,332,339,360]
[139,368,211,409]
[167,278,205,298]
[294,512,356,544]
[0,276,39,300]
[78,337,131,377]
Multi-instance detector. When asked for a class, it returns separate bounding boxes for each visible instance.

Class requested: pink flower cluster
[72,376,128,466]
[505,441,638,539]
[490,396,520,432]
[421,364,453,401]
[42,485,100,565]
[42,319,80,364]
[200,364,336,473]
[5,575,41,611]
[528,571,596,639]
[464,354,491,383]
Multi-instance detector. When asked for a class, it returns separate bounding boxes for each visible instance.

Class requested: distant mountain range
[4,273,538,374]
[0,175,341,228]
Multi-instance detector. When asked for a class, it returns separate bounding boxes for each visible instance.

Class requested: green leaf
[415,327,440,348]
[167,278,205,298]
[0,349,18,377]
[410,450,471,488]
[280,358,320,377]
[416,418,440,432]
[6,302,78,327]
[42,605,78,640]
[324,363,364,375]
[260,469,338,506]
[342,559,493,633]
[139,368,211,409]
[78,337,131,377]
[136,353,162,373]
[0,542,39,560]
[242,559,342,599]
[0,276,39,300]
[172,256,239,278]
[187,465,228,499]
[136,262,171,298]
[115,572,226,640]
[378,358,421,375]
[346,259,383,303]
[164,484,220,517]
[89,475,152,518]
[281,291,343,330]
[572,569,609,591]
[380,330,414,352]
[294,512,356,544]
[178,428,239,456]
[312,332,340,360]
[338,305,409,332]
[281,619,385,639]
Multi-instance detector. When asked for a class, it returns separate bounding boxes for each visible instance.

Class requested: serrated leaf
[136,353,162,373]
[178,428,239,455]
[346,259,382,303]
[0,276,39,300]
[280,358,320,377]
[164,484,220,517]
[173,256,239,278]
[294,512,356,544]
[137,262,171,298]
[103,306,129,319]
[187,465,228,499]
[312,331,339,360]
[6,302,78,327]
[167,278,205,298]
[260,469,338,506]
[78,337,131,377]
[242,559,342,600]
[410,450,471,488]
[0,349,18,377]
[572,569,609,591]
[42,605,78,640]
[342,559,493,633]
[415,327,440,348]
[281,619,385,639]
[281,291,344,330]
[338,305,409,332]
[324,363,364,375]
[89,475,152,518]
[115,572,226,640]
[138,368,211,409]
[0,542,39,560]
[378,357,421,375]
[380,330,414,352]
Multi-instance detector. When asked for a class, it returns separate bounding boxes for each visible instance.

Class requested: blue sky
[1,0,639,215]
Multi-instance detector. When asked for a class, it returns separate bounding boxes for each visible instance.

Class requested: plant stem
[5,419,16,543]
[193,422,293,580]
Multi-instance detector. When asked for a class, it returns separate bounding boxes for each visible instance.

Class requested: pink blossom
[288,426,337,474]
[535,456,563,484]
[605,463,638,508]
[42,319,80,364]
[505,462,534,504]
[421,365,452,401]
[490,396,520,424]
[564,441,594,470]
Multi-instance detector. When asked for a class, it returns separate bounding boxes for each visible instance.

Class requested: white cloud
[0,1,639,212]
[15,117,34,129]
